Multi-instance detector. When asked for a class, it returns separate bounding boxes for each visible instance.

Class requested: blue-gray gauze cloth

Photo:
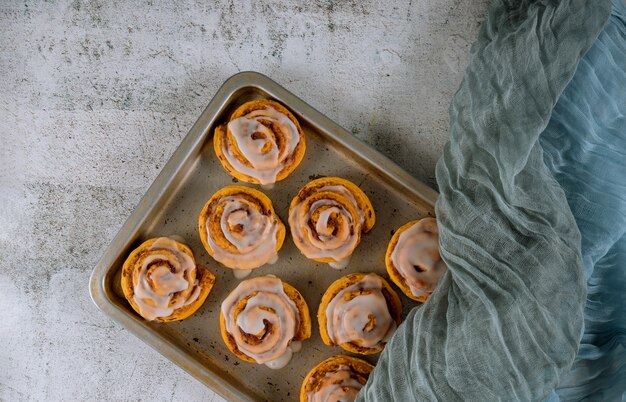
[358,0,625,400]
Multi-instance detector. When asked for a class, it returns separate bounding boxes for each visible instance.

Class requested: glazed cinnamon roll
[220,276,311,368]
[318,273,401,354]
[213,99,306,186]
[198,185,285,278]
[385,218,447,302]
[300,355,373,402]
[289,177,375,269]
[121,237,215,322]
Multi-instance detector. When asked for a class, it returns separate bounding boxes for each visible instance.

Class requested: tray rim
[89,71,439,401]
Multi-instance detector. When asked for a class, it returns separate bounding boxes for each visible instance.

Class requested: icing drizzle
[317,185,365,226]
[390,218,447,298]
[224,106,301,185]
[205,195,279,270]
[221,276,301,368]
[132,237,201,320]
[307,365,365,402]
[325,274,396,349]
[289,186,363,266]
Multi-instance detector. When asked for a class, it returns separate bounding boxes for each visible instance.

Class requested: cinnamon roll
[289,177,375,269]
[220,276,311,368]
[300,355,373,402]
[121,237,215,322]
[198,185,285,278]
[213,99,306,186]
[318,273,401,354]
[385,218,447,302]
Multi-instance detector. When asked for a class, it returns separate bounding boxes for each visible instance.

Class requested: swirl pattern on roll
[318,273,401,354]
[214,99,306,185]
[289,177,375,269]
[301,355,373,402]
[121,237,215,322]
[220,276,311,368]
[199,186,285,271]
[386,218,447,301]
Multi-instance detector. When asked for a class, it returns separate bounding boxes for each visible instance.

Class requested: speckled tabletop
[1,0,488,400]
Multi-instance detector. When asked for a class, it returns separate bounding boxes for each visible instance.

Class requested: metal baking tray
[89,71,438,402]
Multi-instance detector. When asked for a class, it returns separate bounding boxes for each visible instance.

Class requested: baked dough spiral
[289,177,375,269]
[220,276,311,368]
[385,218,447,302]
[300,355,373,402]
[318,273,401,354]
[121,237,215,322]
[198,185,285,275]
[213,99,306,185]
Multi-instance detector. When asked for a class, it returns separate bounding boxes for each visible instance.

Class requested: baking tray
[89,71,439,402]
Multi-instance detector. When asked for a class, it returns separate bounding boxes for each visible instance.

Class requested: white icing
[263,340,301,369]
[223,107,301,185]
[166,234,187,244]
[148,265,189,294]
[205,195,279,270]
[221,276,301,366]
[289,196,361,264]
[232,255,278,280]
[317,185,364,226]
[233,269,252,279]
[325,274,396,349]
[132,237,201,320]
[264,341,301,369]
[390,218,447,298]
[328,255,351,270]
[184,285,202,307]
[290,340,302,352]
[307,365,364,402]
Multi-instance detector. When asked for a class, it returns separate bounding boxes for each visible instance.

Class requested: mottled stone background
[0,0,488,400]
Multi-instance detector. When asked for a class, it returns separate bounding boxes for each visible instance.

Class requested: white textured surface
[0,0,488,400]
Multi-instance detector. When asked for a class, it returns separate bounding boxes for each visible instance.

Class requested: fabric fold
[358,0,611,400]
[541,0,626,399]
